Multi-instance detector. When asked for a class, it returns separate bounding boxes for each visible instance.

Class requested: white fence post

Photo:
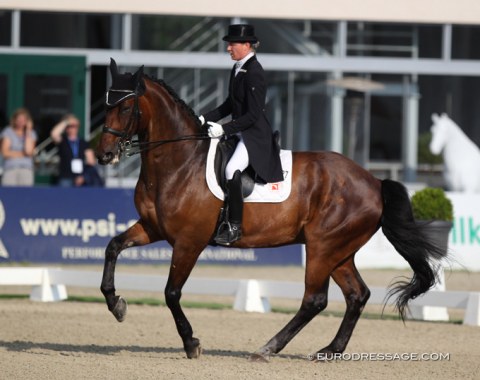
[233,279,270,313]
[30,268,68,302]
[463,292,480,326]
[0,267,479,325]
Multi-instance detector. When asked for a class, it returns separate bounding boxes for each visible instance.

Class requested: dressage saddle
[213,130,281,197]
[213,135,255,198]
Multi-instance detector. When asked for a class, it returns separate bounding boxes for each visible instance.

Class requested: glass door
[0,74,7,128]
[0,54,86,139]
[0,54,86,184]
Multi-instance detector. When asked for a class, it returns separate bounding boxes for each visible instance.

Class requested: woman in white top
[0,108,37,186]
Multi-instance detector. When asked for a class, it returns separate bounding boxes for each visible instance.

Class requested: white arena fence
[0,267,479,326]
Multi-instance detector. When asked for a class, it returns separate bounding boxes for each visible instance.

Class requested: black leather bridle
[102,84,209,157]
[102,85,142,155]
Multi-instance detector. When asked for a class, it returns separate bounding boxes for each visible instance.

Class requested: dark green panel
[0,54,86,136]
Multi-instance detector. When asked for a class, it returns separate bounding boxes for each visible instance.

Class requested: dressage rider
[200,24,283,245]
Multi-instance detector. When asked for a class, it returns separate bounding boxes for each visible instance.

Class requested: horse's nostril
[98,152,114,165]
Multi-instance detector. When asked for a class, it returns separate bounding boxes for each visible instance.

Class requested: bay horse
[96,59,447,362]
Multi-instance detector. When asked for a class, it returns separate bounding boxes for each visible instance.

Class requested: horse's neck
[446,121,477,152]
[442,121,480,169]
[141,80,208,181]
[151,121,206,155]
[151,81,201,140]
[144,117,208,179]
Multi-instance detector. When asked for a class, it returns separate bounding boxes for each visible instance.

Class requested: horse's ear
[431,113,439,122]
[133,65,144,78]
[441,112,448,118]
[110,58,119,78]
[133,65,146,96]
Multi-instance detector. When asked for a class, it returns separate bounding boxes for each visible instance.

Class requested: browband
[105,89,137,108]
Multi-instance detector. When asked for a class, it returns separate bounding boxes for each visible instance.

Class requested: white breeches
[225,135,249,180]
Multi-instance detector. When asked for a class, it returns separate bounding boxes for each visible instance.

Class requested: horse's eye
[120,106,131,115]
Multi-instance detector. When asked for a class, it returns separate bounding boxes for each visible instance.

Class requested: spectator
[51,114,103,187]
[0,107,37,186]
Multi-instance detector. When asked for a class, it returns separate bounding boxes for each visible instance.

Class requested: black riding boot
[214,170,243,245]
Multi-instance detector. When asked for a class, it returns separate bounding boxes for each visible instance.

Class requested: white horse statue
[430,113,480,192]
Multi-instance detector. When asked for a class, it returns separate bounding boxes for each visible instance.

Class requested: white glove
[198,115,205,125]
[207,121,225,138]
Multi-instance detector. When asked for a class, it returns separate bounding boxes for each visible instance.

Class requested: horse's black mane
[145,74,203,130]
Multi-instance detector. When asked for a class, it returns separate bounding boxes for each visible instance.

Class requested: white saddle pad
[206,138,292,203]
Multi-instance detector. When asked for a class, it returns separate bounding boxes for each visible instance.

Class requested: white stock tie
[234,61,242,76]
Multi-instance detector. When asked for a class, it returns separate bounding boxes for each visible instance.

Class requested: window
[132,15,225,51]
[347,22,442,58]
[452,25,480,60]
[24,74,73,141]
[0,11,12,46]
[347,22,415,57]
[417,25,442,58]
[258,20,336,55]
[20,12,112,48]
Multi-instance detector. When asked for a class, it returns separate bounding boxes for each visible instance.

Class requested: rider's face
[227,42,252,61]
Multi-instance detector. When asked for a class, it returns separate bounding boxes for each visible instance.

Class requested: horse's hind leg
[250,245,332,362]
[100,221,155,322]
[315,256,370,359]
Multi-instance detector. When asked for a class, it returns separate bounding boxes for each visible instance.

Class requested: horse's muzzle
[97,151,115,165]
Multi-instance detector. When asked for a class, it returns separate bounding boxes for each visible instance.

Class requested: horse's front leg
[100,220,156,322]
[164,243,204,359]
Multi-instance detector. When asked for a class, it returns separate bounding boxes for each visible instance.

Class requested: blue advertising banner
[0,187,302,266]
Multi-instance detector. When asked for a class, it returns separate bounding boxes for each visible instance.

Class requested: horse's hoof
[185,338,202,359]
[111,297,128,322]
[248,353,270,363]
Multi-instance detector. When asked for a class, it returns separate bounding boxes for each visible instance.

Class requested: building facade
[1,1,480,183]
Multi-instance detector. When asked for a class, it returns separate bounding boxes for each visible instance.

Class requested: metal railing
[169,18,225,52]
[367,161,444,187]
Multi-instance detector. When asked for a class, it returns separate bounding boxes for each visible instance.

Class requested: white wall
[2,0,480,25]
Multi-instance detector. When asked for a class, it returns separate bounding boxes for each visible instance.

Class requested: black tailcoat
[203,55,283,183]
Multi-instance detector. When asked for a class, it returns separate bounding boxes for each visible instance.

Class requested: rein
[124,133,210,157]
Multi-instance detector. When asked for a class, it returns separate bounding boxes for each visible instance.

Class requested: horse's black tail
[380,179,448,320]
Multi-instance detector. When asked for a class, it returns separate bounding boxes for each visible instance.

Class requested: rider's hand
[207,121,225,138]
[198,115,205,125]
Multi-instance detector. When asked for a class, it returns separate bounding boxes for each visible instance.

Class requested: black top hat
[222,24,258,43]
